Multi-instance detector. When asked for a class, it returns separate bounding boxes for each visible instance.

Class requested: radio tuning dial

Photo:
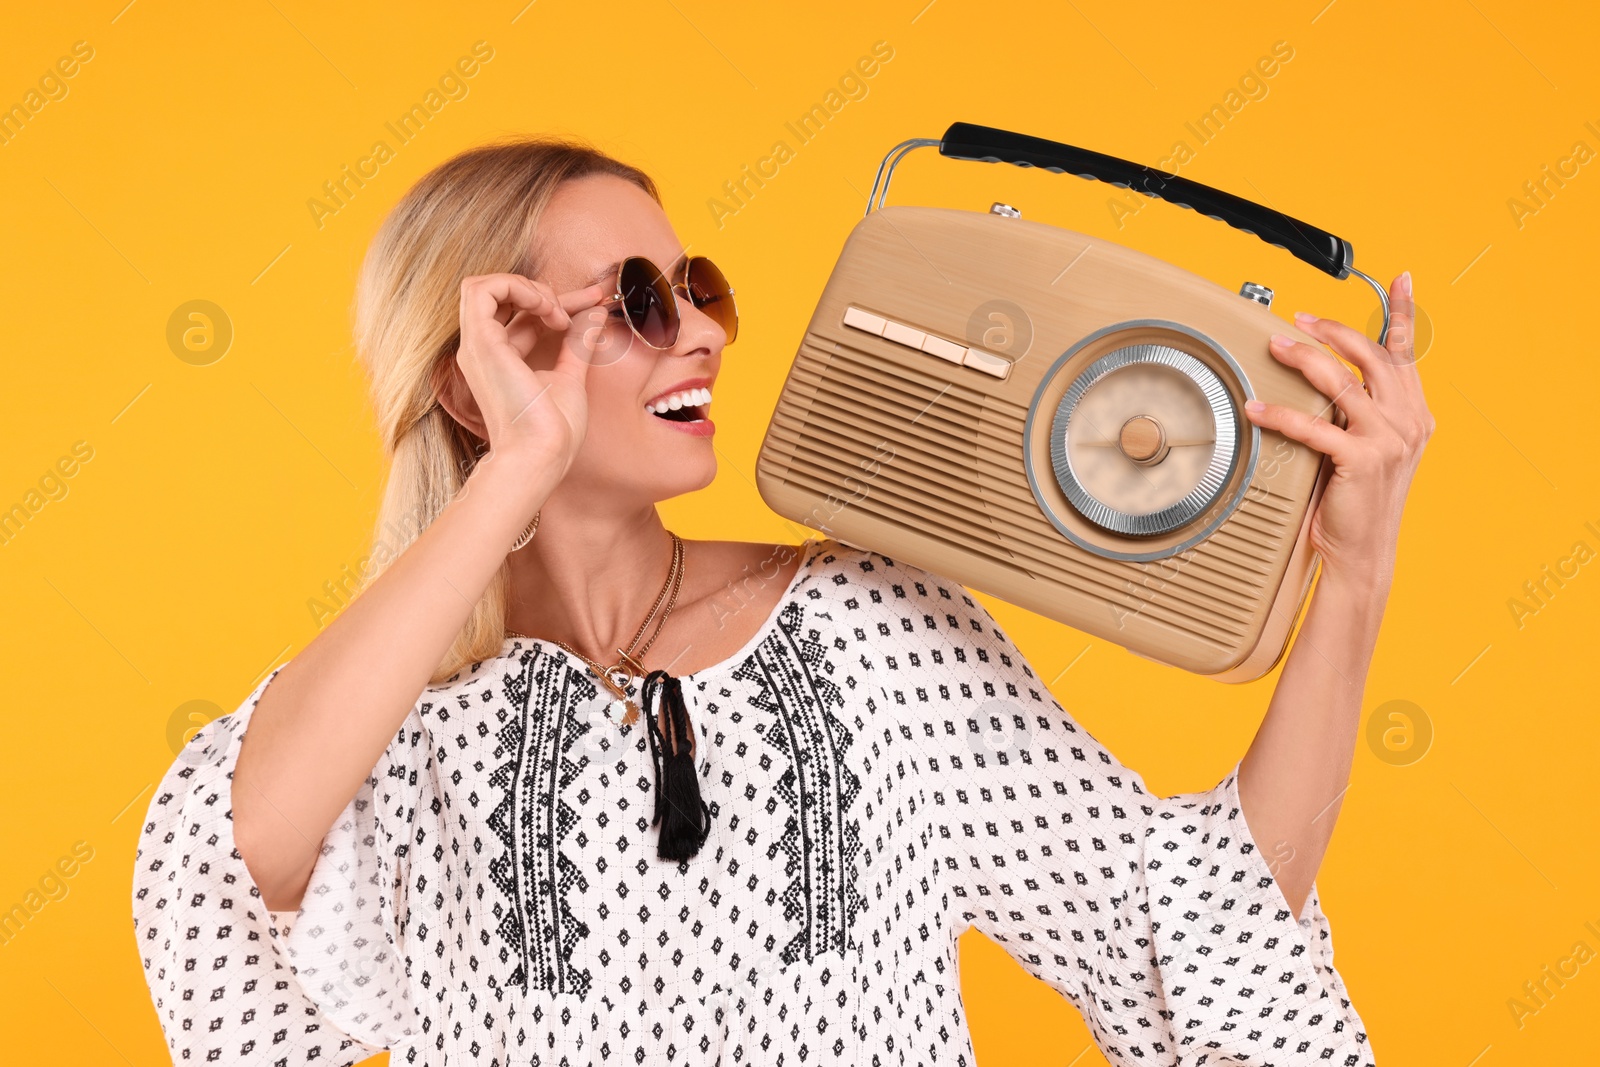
[1048,343,1240,537]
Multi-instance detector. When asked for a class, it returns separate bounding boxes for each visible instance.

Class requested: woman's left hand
[1243,271,1436,586]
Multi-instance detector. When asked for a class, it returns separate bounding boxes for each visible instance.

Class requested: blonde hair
[352,135,660,684]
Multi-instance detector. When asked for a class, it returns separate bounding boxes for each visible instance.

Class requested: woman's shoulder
[789,537,983,616]
[428,645,524,692]
[791,538,1035,683]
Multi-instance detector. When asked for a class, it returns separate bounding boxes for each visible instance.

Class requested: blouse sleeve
[132,663,428,1065]
[864,554,1376,1066]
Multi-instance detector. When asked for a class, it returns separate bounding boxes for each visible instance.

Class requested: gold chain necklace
[506,531,684,727]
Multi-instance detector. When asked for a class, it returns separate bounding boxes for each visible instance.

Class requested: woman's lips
[652,413,715,437]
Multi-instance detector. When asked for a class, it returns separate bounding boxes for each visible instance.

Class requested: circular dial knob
[1048,344,1240,536]
[1117,415,1169,464]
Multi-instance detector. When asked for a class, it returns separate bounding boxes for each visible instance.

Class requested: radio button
[881,320,927,348]
[963,347,1011,378]
[841,305,888,335]
[921,335,966,363]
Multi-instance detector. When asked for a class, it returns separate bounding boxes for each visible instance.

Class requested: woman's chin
[652,454,718,499]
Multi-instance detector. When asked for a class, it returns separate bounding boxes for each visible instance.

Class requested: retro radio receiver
[754,122,1394,682]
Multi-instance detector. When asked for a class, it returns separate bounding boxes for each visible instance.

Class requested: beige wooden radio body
[755,205,1346,682]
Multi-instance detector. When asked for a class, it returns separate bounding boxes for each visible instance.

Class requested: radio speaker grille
[757,337,1303,657]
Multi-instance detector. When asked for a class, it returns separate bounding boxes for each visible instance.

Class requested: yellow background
[2,1,1596,1063]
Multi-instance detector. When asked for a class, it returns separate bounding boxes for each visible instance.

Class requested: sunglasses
[604,255,738,350]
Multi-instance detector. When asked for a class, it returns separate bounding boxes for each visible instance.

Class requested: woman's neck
[502,502,678,662]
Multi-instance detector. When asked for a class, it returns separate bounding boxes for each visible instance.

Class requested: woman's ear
[430,354,489,442]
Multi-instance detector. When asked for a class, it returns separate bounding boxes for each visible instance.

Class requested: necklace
[506,531,684,728]
[505,530,711,861]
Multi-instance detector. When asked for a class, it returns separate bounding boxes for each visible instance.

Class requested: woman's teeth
[646,387,711,421]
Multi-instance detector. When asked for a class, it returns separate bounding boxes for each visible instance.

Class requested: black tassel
[640,668,712,860]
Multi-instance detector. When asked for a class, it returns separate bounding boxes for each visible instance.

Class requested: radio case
[755,123,1391,682]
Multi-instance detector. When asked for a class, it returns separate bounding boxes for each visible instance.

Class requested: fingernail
[1245,400,1265,413]
[1398,270,1413,299]
[1269,332,1293,347]
[1292,311,1317,325]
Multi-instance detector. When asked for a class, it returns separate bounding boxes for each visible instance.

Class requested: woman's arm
[232,448,559,911]
[1238,565,1391,918]
[233,278,608,913]
[1235,270,1435,919]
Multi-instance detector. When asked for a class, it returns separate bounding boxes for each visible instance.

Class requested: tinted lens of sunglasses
[618,257,678,348]
[686,257,738,344]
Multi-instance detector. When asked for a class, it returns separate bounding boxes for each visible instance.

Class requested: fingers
[459,276,618,382]
[1243,396,1350,463]
[1248,271,1434,478]
[461,274,578,334]
[1381,271,1420,381]
[461,277,559,336]
[558,282,610,314]
[1376,270,1435,447]
[551,305,609,385]
[549,283,614,366]
[1290,271,1434,440]
[501,281,611,351]
[1266,332,1383,432]
[1290,309,1400,405]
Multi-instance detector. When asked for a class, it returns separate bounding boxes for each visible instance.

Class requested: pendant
[601,697,640,727]
[596,669,641,728]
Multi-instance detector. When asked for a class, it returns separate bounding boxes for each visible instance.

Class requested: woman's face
[524,172,727,508]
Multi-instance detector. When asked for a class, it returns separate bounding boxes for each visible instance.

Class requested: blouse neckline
[500,537,823,684]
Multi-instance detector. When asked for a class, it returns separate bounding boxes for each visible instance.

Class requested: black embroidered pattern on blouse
[733,599,865,964]
[487,646,597,998]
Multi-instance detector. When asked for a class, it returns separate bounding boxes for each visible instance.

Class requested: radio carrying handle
[865,122,1392,345]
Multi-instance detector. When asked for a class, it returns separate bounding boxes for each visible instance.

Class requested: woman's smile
[644,375,715,436]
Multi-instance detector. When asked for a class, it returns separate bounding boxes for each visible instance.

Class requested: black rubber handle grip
[938,121,1353,280]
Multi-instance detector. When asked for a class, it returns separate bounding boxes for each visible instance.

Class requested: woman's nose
[672,286,730,349]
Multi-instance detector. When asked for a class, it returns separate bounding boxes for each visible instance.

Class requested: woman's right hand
[454,273,611,478]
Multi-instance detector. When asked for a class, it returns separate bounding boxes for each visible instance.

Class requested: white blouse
[132,537,1375,1065]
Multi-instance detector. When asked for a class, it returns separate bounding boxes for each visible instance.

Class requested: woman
[133,136,1431,1065]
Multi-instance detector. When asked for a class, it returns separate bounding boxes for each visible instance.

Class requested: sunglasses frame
[605,254,738,350]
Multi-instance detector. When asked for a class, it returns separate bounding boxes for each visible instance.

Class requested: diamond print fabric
[132,537,1375,1065]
